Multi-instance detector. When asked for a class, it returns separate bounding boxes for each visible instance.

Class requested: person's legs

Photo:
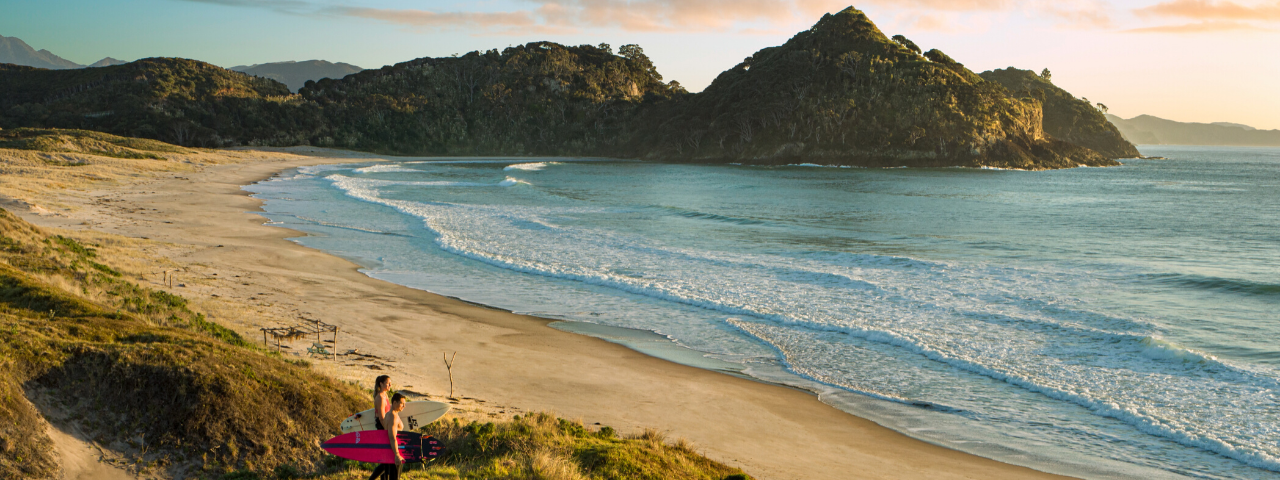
[368,464,390,480]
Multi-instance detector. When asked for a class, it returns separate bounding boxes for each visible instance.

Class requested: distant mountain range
[0,34,83,69]
[1107,114,1280,146]
[87,57,128,68]
[1,34,361,93]
[230,60,363,92]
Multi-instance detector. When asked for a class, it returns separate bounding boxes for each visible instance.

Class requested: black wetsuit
[369,413,395,480]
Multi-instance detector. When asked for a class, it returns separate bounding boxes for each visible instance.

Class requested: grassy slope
[0,208,367,478]
[0,126,194,159]
[304,413,749,480]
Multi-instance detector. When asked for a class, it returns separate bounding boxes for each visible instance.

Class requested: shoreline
[16,147,1073,480]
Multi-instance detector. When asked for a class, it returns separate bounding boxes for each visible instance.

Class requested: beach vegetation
[0,208,366,479]
[0,127,192,159]
[306,412,750,480]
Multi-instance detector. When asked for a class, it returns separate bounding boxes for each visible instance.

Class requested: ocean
[246,145,1280,479]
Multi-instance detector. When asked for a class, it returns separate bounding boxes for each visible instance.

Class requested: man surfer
[368,393,408,480]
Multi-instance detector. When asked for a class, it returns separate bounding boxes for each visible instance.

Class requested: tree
[618,44,645,60]
[923,49,958,66]
[619,44,662,81]
[598,43,612,55]
[1096,103,1108,113]
[1040,68,1052,81]
[891,34,922,54]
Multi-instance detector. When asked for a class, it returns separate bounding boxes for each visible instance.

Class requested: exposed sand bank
[9,146,1071,480]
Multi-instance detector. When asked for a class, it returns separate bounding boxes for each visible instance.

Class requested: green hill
[979,68,1138,158]
[629,8,1113,169]
[300,42,684,156]
[0,58,321,147]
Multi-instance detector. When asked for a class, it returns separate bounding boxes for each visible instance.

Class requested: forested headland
[0,7,1137,169]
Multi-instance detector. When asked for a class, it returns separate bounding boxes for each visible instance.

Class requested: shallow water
[247,146,1280,479]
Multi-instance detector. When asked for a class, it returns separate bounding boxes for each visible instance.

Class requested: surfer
[369,375,393,480]
[373,375,391,430]
[369,393,407,480]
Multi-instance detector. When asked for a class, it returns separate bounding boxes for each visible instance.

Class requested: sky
[3,0,1278,129]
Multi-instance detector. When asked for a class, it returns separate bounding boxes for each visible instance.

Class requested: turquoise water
[246,146,1280,479]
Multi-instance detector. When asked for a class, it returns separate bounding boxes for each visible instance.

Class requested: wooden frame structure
[260,318,339,360]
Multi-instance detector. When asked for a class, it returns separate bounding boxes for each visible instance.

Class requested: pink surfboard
[320,430,443,464]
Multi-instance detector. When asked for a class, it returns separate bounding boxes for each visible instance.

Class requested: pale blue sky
[4,0,1278,129]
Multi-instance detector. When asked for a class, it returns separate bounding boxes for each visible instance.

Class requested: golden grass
[298,412,748,480]
[0,127,258,210]
[0,208,367,479]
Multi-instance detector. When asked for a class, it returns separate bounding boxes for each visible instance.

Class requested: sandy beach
[12,147,1071,480]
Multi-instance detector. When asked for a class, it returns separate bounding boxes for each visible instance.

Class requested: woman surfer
[368,375,393,480]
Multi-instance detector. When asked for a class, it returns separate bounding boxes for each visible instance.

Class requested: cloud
[176,0,314,14]
[330,7,544,33]
[1134,0,1280,20]
[1038,1,1115,29]
[1128,0,1280,33]
[1125,19,1275,32]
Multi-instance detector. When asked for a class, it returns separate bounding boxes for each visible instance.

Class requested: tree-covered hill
[0,10,1137,169]
[0,58,322,147]
[629,7,1114,169]
[979,67,1139,158]
[299,42,685,156]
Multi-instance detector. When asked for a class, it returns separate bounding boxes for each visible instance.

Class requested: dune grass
[0,127,193,160]
[0,208,366,479]
[288,412,749,480]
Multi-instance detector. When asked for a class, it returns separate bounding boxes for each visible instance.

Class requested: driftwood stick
[443,352,457,398]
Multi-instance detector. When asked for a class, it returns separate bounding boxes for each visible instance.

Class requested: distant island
[0,34,359,89]
[230,60,363,92]
[1107,114,1280,146]
[0,8,1142,169]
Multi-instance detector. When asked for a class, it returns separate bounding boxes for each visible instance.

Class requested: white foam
[504,162,561,171]
[354,164,417,174]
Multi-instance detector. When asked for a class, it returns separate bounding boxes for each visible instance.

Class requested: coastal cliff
[979,67,1139,158]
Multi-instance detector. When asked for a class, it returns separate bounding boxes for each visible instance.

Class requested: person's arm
[386,411,403,465]
[373,394,385,424]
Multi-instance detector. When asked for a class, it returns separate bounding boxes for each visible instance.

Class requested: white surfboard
[341,400,451,433]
